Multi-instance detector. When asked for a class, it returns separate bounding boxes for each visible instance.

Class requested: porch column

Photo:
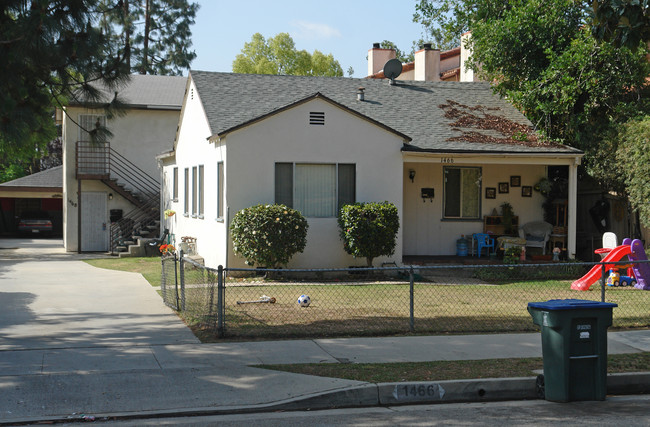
[567,158,580,259]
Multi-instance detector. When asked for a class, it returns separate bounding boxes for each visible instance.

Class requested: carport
[0,166,63,236]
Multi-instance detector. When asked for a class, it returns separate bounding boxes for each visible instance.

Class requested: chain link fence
[160,257,650,340]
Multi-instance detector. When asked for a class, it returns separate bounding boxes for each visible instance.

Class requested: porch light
[408,169,416,183]
[108,193,113,200]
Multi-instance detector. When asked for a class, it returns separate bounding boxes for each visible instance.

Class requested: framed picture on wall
[498,182,509,193]
[485,187,496,199]
[510,176,521,187]
[522,186,532,197]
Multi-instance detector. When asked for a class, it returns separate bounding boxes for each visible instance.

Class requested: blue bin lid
[528,299,617,310]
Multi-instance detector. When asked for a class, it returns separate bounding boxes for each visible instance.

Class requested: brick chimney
[414,43,440,82]
[368,43,396,77]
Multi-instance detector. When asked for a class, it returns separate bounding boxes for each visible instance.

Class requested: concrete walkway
[1,239,649,425]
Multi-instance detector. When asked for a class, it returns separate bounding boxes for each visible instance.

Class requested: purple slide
[629,239,650,290]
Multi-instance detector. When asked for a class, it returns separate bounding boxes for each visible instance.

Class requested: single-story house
[61,74,186,252]
[160,71,583,269]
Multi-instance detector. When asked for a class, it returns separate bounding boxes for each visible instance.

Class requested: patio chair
[519,221,553,255]
[472,233,495,258]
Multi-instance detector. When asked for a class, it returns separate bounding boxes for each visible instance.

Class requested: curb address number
[393,383,446,401]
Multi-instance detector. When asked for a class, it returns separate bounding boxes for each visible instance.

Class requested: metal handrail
[76,141,161,254]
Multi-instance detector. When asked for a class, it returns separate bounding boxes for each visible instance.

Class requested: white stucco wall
[161,78,229,266]
[62,106,180,251]
[402,155,576,255]
[168,91,405,270]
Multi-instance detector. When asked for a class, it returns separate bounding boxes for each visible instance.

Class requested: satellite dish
[383,59,402,84]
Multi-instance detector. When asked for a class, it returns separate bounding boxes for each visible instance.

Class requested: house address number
[440,158,454,163]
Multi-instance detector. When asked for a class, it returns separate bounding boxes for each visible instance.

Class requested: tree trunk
[141,0,151,74]
[122,0,131,70]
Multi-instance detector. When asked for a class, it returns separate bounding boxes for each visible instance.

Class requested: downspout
[225,206,230,269]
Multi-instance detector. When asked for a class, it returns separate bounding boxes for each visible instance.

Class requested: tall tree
[0,0,130,180]
[99,0,199,75]
[233,33,344,77]
[413,0,650,197]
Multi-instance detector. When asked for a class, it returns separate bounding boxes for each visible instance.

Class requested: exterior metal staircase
[76,141,160,255]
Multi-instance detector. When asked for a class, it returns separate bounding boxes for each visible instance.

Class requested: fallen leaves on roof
[439,100,562,148]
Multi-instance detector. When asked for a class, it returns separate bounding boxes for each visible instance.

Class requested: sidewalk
[1,239,649,424]
[1,331,649,425]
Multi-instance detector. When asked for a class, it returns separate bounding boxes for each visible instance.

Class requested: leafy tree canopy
[233,33,344,77]
[615,116,650,226]
[1,0,130,149]
[591,0,650,50]
[99,0,199,75]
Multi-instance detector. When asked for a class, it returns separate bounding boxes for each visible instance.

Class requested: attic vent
[309,112,325,125]
[191,88,194,100]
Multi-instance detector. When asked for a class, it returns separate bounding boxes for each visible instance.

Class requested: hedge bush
[230,204,308,268]
[338,202,400,267]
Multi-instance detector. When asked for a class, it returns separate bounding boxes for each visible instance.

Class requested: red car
[17,211,53,235]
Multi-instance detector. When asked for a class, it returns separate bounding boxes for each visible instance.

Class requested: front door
[81,192,108,251]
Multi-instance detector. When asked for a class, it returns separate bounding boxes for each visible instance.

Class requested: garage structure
[0,166,63,236]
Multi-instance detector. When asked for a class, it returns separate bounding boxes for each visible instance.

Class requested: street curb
[1,374,649,425]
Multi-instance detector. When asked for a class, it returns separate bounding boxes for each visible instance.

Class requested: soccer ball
[297,294,311,307]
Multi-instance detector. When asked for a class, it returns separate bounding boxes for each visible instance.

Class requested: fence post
[600,263,606,302]
[174,252,179,310]
[409,266,415,332]
[217,265,224,337]
[179,250,186,311]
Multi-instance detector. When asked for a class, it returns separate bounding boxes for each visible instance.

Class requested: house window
[191,166,197,217]
[78,114,106,141]
[217,161,224,220]
[184,168,189,216]
[275,163,355,217]
[443,166,481,219]
[198,165,204,218]
[172,167,178,201]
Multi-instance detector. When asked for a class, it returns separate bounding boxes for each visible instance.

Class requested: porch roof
[190,71,583,155]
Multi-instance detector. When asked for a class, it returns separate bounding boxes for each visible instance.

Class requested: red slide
[571,245,632,291]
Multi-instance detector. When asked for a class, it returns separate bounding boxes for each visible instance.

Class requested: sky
[190,1,426,78]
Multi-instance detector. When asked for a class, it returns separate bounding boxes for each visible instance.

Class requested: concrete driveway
[0,238,199,350]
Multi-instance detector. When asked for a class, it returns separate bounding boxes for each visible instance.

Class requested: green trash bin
[527,299,617,402]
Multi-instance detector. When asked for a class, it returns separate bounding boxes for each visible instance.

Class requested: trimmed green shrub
[230,204,308,268]
[338,202,400,267]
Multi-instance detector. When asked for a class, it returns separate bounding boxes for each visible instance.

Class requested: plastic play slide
[630,239,650,290]
[571,245,632,291]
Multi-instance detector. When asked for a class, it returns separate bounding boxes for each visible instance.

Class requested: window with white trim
[191,166,198,217]
[443,166,481,219]
[183,168,189,215]
[198,165,204,218]
[217,162,224,220]
[172,167,178,201]
[275,163,355,217]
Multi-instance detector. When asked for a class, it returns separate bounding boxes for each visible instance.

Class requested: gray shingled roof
[191,71,582,155]
[0,166,62,189]
[70,74,187,110]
